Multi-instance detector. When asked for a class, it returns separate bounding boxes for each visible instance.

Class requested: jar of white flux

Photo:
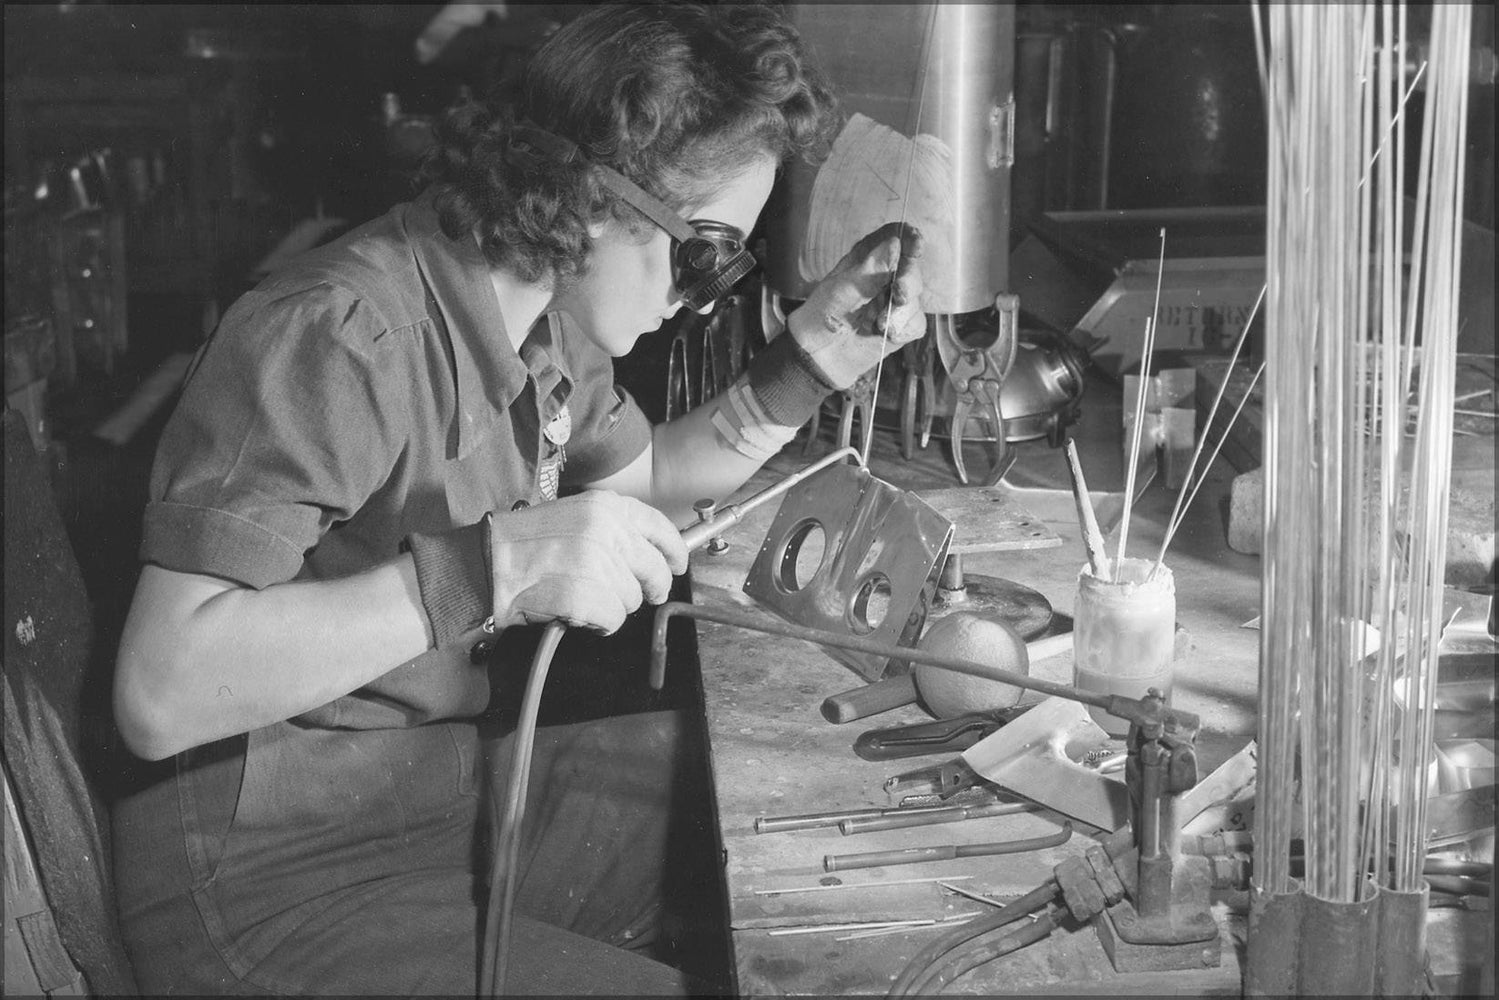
[1072,558,1177,737]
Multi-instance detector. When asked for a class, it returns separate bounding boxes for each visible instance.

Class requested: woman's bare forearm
[114,558,432,760]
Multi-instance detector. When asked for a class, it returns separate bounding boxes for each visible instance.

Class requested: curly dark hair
[421,2,839,285]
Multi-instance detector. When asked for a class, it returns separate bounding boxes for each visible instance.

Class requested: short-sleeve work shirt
[140,191,652,729]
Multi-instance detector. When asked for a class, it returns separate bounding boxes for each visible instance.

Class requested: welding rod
[755,800,988,835]
[823,823,1073,872]
[839,800,1030,835]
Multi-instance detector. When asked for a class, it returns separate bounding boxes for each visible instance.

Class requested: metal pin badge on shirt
[543,406,571,449]
[538,405,571,502]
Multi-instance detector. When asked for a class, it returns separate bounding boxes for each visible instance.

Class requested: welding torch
[480,445,866,996]
[677,444,866,550]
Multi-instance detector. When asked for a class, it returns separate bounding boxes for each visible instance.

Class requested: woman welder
[110,4,925,995]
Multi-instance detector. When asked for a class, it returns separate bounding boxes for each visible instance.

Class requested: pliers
[667,294,751,421]
[932,309,1019,486]
[701,293,750,401]
[899,334,937,461]
[883,756,988,801]
[665,325,695,421]
[805,370,878,456]
[950,376,1012,486]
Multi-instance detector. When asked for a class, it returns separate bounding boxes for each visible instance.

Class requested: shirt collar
[520,314,574,406]
[405,190,572,458]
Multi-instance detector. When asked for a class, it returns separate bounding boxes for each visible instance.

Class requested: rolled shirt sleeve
[142,282,411,589]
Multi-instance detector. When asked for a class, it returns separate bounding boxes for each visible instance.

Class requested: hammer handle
[821,674,919,724]
[1025,632,1074,665]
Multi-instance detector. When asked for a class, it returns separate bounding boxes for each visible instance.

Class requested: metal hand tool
[677,445,865,553]
[932,307,1018,486]
[883,757,987,801]
[853,706,1030,761]
[821,674,919,724]
[899,333,937,460]
[665,325,694,420]
[699,316,719,406]
[835,371,879,454]
[896,786,1004,810]
[701,292,752,399]
[949,376,1009,485]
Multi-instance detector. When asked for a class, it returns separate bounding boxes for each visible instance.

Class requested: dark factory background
[4,0,1495,767]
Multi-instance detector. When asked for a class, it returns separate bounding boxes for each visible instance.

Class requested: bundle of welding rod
[1247,2,1475,996]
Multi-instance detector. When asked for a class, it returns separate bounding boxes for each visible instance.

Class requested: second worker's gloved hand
[488,491,689,635]
[786,221,925,390]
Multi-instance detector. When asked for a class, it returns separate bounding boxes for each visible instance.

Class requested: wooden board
[914,485,1064,555]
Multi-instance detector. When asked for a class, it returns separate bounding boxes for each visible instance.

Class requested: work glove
[786,221,926,391]
[489,491,689,635]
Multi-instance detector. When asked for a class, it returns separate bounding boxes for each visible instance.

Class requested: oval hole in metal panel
[777,519,827,592]
[849,574,893,634]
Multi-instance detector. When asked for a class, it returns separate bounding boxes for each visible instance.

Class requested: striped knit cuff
[710,378,801,461]
[407,514,492,648]
[746,329,836,428]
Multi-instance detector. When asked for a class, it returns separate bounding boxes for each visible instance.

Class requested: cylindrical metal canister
[763,3,1015,314]
[1245,882,1303,998]
[1374,881,1430,997]
[1296,887,1379,996]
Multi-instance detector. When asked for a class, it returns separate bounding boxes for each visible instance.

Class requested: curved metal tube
[652,600,1085,706]
[650,600,1200,737]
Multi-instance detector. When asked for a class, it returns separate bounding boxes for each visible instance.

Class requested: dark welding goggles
[511,125,755,312]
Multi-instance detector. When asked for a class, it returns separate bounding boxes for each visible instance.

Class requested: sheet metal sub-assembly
[742,461,953,682]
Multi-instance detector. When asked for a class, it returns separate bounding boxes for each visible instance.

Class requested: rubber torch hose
[906,902,1063,996]
[484,447,867,993]
[885,877,1060,998]
[481,621,566,996]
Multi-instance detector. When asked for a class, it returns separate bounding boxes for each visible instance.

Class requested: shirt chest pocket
[443,426,541,522]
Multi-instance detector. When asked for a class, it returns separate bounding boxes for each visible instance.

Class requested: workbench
[674,382,1265,996]
[669,362,1495,995]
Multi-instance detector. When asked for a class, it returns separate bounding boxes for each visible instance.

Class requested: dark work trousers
[112,711,706,995]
